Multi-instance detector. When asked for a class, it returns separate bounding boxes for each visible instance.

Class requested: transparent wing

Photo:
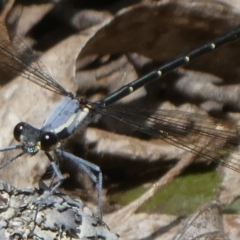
[90,103,240,172]
[0,24,70,96]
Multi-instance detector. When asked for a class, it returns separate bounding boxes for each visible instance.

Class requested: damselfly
[0,21,240,222]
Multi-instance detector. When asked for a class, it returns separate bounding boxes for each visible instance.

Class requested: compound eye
[40,132,58,151]
[13,122,26,142]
